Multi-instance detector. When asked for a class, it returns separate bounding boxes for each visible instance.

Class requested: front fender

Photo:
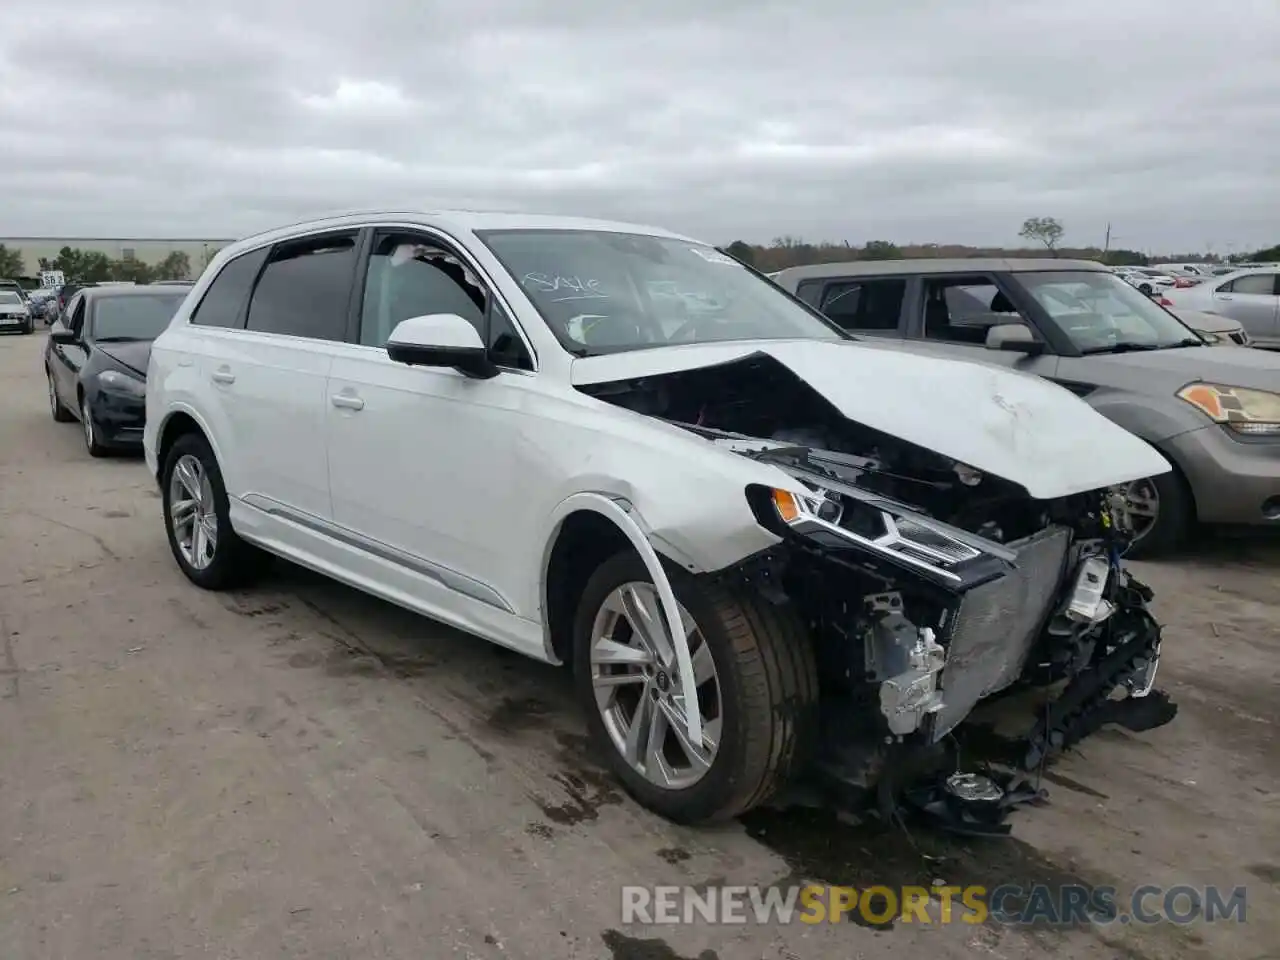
[1086,392,1204,449]
[536,491,708,745]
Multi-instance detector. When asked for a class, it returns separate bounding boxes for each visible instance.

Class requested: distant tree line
[722,237,1169,273]
[0,243,222,285]
[722,217,1280,273]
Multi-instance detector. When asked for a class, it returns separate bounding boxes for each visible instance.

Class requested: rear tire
[572,551,818,823]
[81,395,109,458]
[161,432,270,590]
[48,370,73,422]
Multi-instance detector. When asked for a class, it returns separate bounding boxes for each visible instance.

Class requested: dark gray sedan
[772,258,1280,557]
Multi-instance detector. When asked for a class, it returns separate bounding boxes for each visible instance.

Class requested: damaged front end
[579,351,1176,833]
[732,440,1174,833]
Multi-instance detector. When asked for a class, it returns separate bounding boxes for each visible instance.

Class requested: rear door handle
[211,369,235,385]
[331,394,365,411]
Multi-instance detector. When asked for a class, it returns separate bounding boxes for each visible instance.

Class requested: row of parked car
[31,210,1245,829]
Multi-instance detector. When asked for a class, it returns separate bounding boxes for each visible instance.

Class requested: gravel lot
[1,330,1275,960]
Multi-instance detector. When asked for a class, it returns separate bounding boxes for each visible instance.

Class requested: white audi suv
[144,211,1174,827]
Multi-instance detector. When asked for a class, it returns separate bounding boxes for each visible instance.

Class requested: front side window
[476,229,845,356]
[359,233,487,346]
[67,296,86,334]
[190,247,270,329]
[245,233,358,341]
[357,232,533,370]
[1016,271,1200,353]
[90,294,187,341]
[922,276,1027,345]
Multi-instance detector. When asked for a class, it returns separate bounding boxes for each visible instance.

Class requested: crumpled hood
[96,340,153,377]
[572,339,1171,500]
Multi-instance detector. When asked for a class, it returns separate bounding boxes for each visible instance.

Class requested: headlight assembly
[98,369,146,397]
[1177,383,1280,437]
[759,484,990,584]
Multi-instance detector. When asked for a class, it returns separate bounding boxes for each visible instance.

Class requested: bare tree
[1019,217,1065,256]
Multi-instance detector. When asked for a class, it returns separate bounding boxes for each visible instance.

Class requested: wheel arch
[154,405,223,484]
[538,493,705,744]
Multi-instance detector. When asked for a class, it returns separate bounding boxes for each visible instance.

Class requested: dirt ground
[1,330,1276,960]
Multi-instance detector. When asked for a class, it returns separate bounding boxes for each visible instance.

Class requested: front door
[904,274,1061,378]
[325,227,540,618]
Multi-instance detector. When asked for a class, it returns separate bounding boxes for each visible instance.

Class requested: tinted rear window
[190,248,269,329]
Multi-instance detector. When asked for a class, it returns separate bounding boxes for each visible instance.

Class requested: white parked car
[1162,267,1280,349]
[144,211,1172,825]
[1115,267,1176,295]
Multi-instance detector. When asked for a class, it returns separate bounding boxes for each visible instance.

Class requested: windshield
[1017,271,1201,352]
[476,229,846,356]
[0,292,22,306]
[90,294,186,340]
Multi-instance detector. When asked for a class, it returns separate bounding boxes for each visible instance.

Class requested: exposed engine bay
[581,352,1177,834]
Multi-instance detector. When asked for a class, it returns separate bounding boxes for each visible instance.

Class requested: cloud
[1,0,1278,252]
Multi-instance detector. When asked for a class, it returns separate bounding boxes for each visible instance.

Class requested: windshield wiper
[1079,341,1163,355]
[94,336,147,342]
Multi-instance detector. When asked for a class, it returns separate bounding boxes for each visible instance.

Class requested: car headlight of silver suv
[1177,382,1280,437]
[98,369,146,397]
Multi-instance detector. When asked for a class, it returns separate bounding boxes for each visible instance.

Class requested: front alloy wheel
[1111,470,1192,558]
[589,582,722,791]
[573,551,817,823]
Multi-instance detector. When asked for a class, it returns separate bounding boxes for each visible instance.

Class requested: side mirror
[50,327,78,345]
[386,313,498,379]
[985,323,1043,355]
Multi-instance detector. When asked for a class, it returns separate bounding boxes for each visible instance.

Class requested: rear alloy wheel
[161,432,268,589]
[48,370,73,422]
[573,551,817,824]
[1113,471,1192,559]
[81,396,108,457]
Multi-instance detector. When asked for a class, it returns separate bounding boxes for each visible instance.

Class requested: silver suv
[772,258,1280,557]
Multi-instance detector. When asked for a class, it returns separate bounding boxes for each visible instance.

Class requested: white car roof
[225,209,702,258]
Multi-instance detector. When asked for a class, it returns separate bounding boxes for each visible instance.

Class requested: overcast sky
[2,0,1278,252]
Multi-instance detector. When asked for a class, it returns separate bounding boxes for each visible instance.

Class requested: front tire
[161,432,268,590]
[1116,469,1193,559]
[572,551,817,823]
[81,395,109,457]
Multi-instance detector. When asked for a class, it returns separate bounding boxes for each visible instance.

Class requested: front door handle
[331,394,365,411]
[1217,295,1234,301]
[211,369,235,385]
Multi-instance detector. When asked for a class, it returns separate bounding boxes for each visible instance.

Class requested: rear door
[212,230,364,522]
[1210,273,1280,345]
[795,275,909,339]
